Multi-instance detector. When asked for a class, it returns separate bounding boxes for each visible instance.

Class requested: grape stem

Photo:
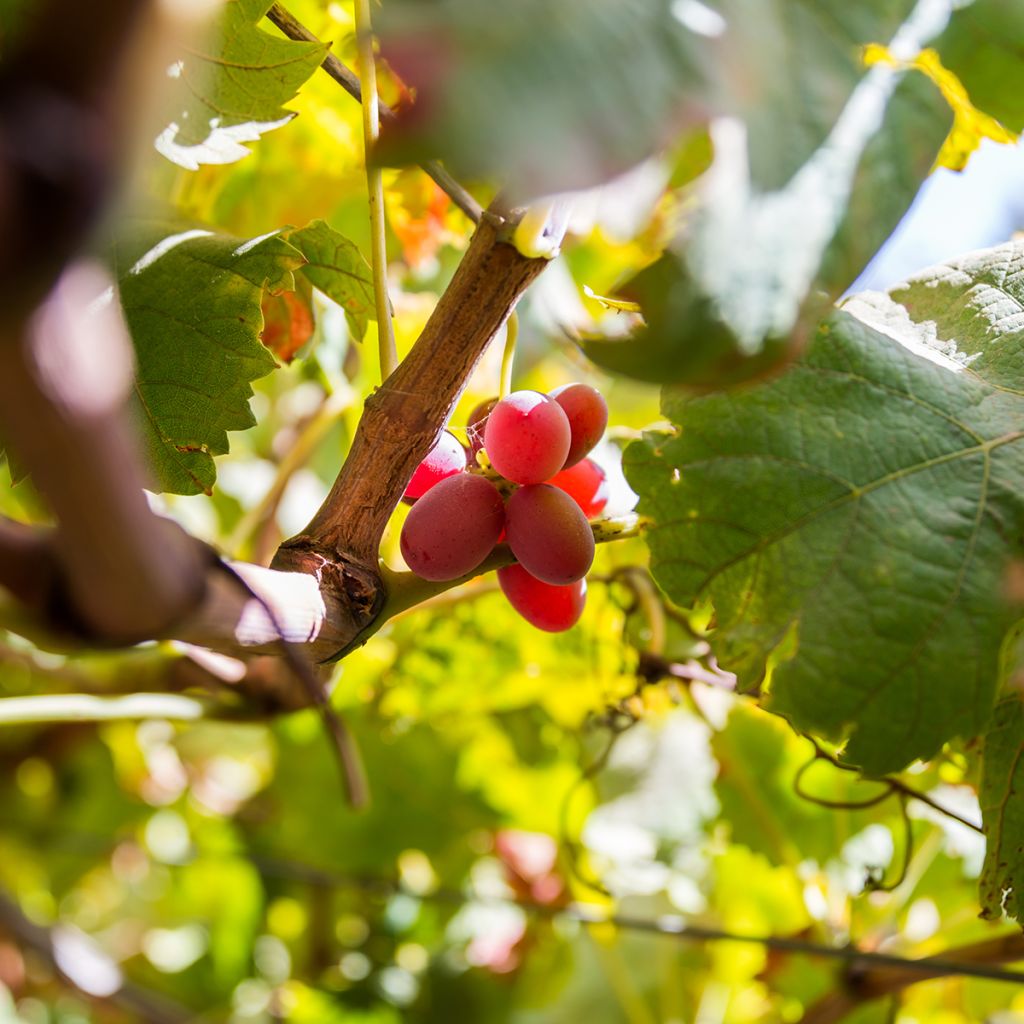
[333,514,645,659]
[499,310,519,398]
[353,0,398,381]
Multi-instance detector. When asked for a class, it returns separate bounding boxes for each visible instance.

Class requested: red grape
[484,391,570,485]
[550,383,608,467]
[547,458,609,519]
[498,564,586,632]
[466,396,498,455]
[400,474,505,581]
[505,484,594,584]
[404,430,467,500]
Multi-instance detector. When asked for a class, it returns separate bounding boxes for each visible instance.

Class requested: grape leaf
[584,57,950,389]
[844,243,1024,390]
[936,0,1024,135]
[713,0,917,192]
[113,219,304,495]
[625,245,1024,773]
[376,0,918,199]
[376,0,713,196]
[980,695,1024,925]
[260,274,314,363]
[287,220,374,341]
[156,0,328,169]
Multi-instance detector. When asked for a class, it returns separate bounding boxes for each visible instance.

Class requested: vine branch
[275,207,550,574]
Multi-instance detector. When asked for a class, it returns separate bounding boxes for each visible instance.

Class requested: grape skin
[400,474,505,581]
[547,458,609,519]
[551,383,608,467]
[484,391,570,485]
[404,431,467,500]
[498,564,586,632]
[505,484,594,584]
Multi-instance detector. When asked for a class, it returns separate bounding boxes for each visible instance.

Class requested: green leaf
[936,0,1024,135]
[287,220,374,341]
[377,0,712,195]
[979,695,1024,924]
[844,242,1024,391]
[113,219,304,495]
[584,50,951,388]
[624,246,1024,772]
[581,252,808,389]
[714,0,918,191]
[377,0,922,201]
[156,0,328,169]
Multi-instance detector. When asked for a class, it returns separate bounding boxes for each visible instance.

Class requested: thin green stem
[0,692,214,724]
[354,0,397,381]
[499,311,519,398]
[799,735,984,834]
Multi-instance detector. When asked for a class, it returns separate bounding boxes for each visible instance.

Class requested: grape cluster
[400,383,609,632]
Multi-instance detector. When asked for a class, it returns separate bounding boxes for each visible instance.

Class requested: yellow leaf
[863,44,1018,171]
[582,284,642,314]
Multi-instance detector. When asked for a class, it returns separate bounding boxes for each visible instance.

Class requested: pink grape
[404,431,467,500]
[465,396,498,455]
[505,484,594,584]
[484,391,570,484]
[550,383,608,467]
[400,474,505,581]
[547,458,609,519]
[498,564,586,632]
